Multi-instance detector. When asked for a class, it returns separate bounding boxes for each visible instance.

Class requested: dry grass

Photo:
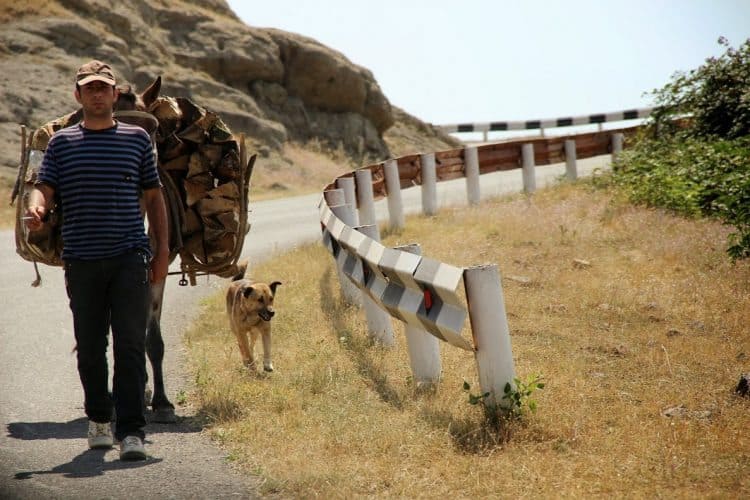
[187,179,749,498]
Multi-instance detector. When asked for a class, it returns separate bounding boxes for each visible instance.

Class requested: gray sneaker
[87,421,113,449]
[119,435,147,461]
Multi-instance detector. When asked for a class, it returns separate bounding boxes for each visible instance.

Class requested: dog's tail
[232,260,248,281]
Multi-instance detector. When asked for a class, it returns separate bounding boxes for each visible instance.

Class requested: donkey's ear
[270,281,282,294]
[242,285,255,298]
[141,76,162,109]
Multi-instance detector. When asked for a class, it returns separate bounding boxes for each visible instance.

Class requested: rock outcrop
[0,0,459,171]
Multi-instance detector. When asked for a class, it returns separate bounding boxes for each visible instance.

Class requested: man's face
[74,81,119,118]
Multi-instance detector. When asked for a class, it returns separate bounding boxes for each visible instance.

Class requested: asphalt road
[0,155,610,499]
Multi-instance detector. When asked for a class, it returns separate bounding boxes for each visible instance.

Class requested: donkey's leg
[146,280,176,423]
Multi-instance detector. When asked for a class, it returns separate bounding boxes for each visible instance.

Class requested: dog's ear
[242,285,256,298]
[270,281,282,295]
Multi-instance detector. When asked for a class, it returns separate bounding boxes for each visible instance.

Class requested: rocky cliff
[0,0,459,178]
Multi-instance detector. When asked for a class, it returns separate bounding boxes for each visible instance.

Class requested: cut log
[182,207,202,235]
[176,97,204,124]
[160,133,190,161]
[178,123,207,144]
[208,181,239,200]
[187,152,210,178]
[184,173,214,206]
[162,154,189,172]
[196,197,236,216]
[215,211,239,232]
[182,233,207,264]
[199,144,223,166]
[150,96,183,122]
[215,149,240,181]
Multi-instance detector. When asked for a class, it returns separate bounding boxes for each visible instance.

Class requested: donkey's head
[115,76,162,111]
[114,76,162,134]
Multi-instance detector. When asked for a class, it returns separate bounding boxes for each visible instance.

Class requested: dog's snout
[259,307,275,321]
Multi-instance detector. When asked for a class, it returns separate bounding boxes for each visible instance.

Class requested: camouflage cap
[76,60,116,86]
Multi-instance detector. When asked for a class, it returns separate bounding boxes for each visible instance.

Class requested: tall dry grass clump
[185,180,749,498]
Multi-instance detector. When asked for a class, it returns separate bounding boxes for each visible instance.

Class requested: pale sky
[226,0,750,127]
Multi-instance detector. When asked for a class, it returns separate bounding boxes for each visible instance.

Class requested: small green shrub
[463,374,545,420]
[502,374,545,419]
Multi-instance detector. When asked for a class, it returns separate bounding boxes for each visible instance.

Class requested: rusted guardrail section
[318,112,645,408]
[352,125,641,199]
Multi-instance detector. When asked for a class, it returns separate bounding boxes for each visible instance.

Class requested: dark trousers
[64,250,150,441]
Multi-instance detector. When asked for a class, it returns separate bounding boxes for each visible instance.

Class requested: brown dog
[226,264,282,372]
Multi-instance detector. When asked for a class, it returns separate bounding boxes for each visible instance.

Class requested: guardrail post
[564,139,578,181]
[464,146,480,205]
[323,188,345,211]
[325,193,362,307]
[464,264,516,409]
[354,168,376,226]
[384,159,405,230]
[356,224,395,345]
[396,243,441,387]
[421,153,438,216]
[336,176,358,226]
[521,143,536,193]
[611,133,624,163]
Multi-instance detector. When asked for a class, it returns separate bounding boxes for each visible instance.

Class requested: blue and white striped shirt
[37,121,161,260]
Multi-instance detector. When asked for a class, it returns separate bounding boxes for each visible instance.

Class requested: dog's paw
[263,362,274,372]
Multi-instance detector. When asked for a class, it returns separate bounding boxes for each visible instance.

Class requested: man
[25,60,169,461]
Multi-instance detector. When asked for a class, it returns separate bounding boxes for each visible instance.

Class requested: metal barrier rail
[318,117,644,407]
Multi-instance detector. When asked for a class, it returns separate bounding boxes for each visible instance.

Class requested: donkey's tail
[231,260,248,281]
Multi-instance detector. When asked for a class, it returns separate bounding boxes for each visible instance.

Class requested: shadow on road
[13,448,163,480]
[7,413,203,441]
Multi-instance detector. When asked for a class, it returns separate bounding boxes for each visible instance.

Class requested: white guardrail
[318,107,653,409]
[440,107,655,141]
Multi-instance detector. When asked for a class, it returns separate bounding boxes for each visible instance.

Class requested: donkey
[114,77,178,423]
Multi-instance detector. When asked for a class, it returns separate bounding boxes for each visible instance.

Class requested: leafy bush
[615,135,750,259]
[613,38,750,259]
[651,37,750,140]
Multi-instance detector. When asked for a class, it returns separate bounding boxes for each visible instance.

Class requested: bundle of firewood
[147,95,252,277]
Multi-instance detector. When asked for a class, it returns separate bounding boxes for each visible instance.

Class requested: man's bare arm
[143,186,169,283]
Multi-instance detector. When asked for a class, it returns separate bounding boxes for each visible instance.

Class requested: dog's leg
[248,329,261,371]
[260,325,273,372]
[232,323,254,370]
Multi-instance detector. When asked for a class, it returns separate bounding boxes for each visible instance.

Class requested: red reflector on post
[423,289,433,311]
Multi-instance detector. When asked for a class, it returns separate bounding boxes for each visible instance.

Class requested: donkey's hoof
[263,363,274,372]
[151,407,177,423]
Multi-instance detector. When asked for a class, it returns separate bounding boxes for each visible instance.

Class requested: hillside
[0,0,460,193]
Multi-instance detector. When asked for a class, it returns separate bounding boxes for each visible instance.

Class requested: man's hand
[25,185,55,232]
[150,249,169,283]
[24,206,47,232]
